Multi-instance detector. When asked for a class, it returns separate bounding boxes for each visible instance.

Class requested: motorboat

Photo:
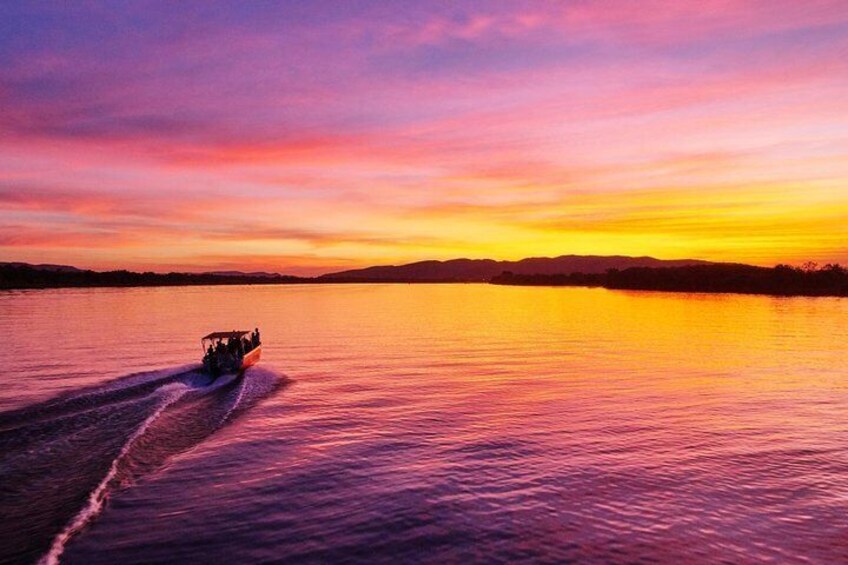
[202,330,261,376]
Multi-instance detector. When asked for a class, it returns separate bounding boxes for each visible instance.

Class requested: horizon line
[5,253,841,278]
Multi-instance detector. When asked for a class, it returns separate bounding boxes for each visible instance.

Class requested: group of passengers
[204,328,261,374]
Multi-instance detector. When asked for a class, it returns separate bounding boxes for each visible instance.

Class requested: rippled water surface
[2,284,848,563]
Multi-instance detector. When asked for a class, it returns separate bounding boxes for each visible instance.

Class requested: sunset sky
[1,1,847,275]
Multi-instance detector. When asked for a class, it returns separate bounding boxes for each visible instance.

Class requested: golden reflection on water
[4,284,848,562]
[3,284,847,406]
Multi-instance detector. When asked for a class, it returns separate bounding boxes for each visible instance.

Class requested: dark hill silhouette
[321,255,714,282]
[3,263,286,279]
[0,262,83,273]
[0,264,307,290]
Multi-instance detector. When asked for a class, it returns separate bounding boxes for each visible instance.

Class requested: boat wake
[0,366,284,564]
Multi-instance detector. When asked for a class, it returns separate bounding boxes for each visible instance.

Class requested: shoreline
[3,280,846,299]
[3,263,846,298]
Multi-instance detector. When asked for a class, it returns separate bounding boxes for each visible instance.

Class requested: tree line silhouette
[490,263,848,297]
[0,264,309,290]
[4,262,847,297]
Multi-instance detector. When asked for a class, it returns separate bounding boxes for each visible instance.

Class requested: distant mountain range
[5,256,717,282]
[320,255,716,282]
[4,257,844,296]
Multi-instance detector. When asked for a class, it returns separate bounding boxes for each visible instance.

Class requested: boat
[201,330,261,376]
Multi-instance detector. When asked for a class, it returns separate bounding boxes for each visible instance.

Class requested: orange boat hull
[240,346,261,370]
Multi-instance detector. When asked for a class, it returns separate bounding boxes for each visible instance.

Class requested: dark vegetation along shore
[491,263,848,297]
[2,260,847,297]
[0,264,309,289]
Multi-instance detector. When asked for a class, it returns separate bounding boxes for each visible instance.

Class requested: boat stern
[240,345,261,370]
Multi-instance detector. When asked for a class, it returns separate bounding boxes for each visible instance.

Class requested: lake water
[2,284,847,563]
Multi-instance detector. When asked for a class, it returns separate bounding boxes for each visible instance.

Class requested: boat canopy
[202,330,251,341]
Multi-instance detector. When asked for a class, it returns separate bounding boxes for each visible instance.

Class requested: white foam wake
[38,382,189,565]
[220,376,247,425]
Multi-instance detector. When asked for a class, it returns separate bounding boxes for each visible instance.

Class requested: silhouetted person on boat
[209,352,220,376]
[253,328,261,347]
